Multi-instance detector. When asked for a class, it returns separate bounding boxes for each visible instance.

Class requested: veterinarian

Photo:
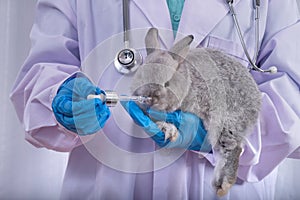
[10,0,300,199]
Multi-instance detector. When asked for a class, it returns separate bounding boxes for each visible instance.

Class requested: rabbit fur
[130,28,262,196]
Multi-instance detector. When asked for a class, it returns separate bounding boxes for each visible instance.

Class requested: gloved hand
[52,76,110,135]
[122,101,211,152]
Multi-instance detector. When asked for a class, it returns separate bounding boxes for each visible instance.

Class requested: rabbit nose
[152,96,159,104]
[154,90,161,96]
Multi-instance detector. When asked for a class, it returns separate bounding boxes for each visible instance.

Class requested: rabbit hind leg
[213,130,243,197]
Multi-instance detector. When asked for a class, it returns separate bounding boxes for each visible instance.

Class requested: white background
[0,0,300,199]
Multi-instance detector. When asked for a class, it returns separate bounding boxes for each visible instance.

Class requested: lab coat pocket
[202,35,251,68]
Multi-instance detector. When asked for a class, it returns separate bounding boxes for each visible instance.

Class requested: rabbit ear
[145,28,160,55]
[169,35,194,62]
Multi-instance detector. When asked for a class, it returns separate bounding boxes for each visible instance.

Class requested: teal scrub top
[166,0,185,37]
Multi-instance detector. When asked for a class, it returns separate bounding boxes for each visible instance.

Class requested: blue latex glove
[121,101,211,152]
[52,76,110,135]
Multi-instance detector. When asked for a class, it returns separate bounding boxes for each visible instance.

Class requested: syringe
[87,90,152,107]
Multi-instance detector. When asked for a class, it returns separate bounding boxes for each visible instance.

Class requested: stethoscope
[227,0,277,73]
[114,0,277,74]
[114,0,143,74]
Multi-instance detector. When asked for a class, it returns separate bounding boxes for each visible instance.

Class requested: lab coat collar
[132,0,241,48]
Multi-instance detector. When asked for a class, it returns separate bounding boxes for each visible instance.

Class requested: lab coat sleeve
[10,0,91,152]
[236,1,300,182]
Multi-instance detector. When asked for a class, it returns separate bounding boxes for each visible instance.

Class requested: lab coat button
[173,14,180,22]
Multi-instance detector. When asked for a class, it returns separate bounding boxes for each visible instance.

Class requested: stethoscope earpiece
[251,65,278,74]
[268,66,278,74]
[114,48,143,74]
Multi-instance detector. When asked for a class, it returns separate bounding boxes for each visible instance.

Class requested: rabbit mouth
[151,103,178,112]
[132,83,180,112]
[151,91,180,112]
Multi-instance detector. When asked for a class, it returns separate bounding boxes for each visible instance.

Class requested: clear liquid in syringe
[119,95,152,104]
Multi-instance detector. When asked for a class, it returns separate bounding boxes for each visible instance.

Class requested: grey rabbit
[130,28,262,196]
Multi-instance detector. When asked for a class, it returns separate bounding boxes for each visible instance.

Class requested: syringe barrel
[87,90,152,107]
[87,90,119,107]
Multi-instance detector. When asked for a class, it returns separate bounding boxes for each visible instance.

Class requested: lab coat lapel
[177,0,241,48]
[131,0,241,48]
[131,0,174,48]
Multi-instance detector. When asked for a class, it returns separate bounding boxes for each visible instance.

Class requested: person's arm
[236,0,300,182]
[10,0,87,152]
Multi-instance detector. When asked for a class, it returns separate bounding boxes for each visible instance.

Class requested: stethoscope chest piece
[113,0,143,74]
[114,48,143,74]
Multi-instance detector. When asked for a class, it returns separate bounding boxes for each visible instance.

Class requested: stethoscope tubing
[253,5,260,64]
[123,0,130,48]
[227,1,263,72]
[227,0,276,73]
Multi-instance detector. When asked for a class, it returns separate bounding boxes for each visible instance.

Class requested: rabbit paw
[213,174,236,197]
[156,121,178,142]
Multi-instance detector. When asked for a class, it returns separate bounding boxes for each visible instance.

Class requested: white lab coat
[10,0,300,199]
